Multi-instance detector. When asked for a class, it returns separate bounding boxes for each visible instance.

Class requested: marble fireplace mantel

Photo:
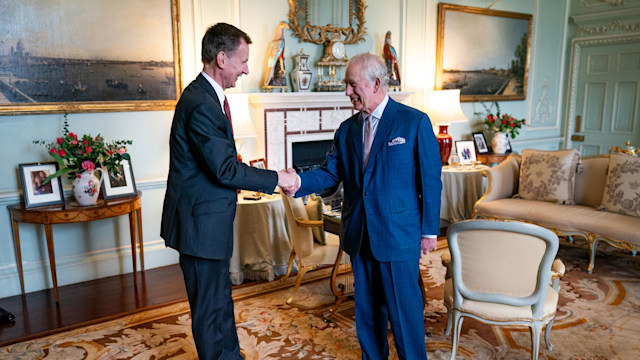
[248,91,413,170]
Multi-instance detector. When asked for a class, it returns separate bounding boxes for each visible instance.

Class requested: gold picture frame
[435,3,532,102]
[0,0,182,115]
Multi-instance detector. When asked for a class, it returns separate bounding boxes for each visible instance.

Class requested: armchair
[280,193,341,304]
[444,220,564,360]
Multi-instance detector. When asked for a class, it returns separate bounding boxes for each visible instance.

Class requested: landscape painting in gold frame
[435,3,532,102]
[0,0,182,115]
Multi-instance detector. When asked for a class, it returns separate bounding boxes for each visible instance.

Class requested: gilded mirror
[288,0,367,45]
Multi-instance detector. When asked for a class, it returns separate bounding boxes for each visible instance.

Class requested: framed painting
[18,162,65,207]
[455,140,477,164]
[436,3,532,102]
[102,159,137,199]
[472,132,490,154]
[0,0,182,115]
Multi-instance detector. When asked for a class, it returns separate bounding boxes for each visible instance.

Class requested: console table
[8,191,143,302]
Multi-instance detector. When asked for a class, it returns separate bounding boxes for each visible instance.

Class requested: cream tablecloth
[440,165,488,228]
[230,192,295,285]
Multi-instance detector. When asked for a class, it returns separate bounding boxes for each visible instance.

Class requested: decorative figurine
[263,21,289,92]
[383,31,401,87]
[291,49,313,92]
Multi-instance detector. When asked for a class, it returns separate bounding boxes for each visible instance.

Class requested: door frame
[564,32,640,151]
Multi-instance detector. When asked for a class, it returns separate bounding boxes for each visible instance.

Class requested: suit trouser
[180,253,242,360]
[351,230,428,360]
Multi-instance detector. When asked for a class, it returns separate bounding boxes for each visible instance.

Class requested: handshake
[277,168,300,196]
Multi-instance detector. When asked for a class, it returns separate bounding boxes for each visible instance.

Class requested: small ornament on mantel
[263,21,289,93]
[291,49,312,92]
[383,31,401,90]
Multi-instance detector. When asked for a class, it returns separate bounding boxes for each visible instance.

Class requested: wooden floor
[0,264,187,347]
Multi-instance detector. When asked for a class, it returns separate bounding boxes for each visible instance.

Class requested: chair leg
[530,322,542,360]
[286,264,315,304]
[444,303,452,336]
[449,312,463,360]
[281,251,296,282]
[544,318,554,351]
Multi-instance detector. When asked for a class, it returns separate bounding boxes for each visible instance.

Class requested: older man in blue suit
[284,53,441,359]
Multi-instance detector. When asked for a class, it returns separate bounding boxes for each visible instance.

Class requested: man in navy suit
[285,53,441,359]
[161,23,296,359]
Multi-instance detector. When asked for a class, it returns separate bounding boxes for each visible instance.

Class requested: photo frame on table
[18,162,65,208]
[435,3,532,102]
[455,140,477,164]
[472,132,490,154]
[101,159,137,199]
[0,0,182,115]
[250,158,266,169]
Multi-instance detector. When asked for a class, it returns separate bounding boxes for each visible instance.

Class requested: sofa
[473,149,640,273]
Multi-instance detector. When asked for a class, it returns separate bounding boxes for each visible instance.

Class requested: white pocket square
[388,137,406,146]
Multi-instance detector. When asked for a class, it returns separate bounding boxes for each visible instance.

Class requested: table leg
[11,218,25,296]
[136,209,144,271]
[128,211,137,274]
[44,224,59,303]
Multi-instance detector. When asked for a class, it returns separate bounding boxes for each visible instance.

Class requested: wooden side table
[8,191,143,302]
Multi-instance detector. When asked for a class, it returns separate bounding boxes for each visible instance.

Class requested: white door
[570,40,640,155]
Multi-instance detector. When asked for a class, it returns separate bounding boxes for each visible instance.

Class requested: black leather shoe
[0,307,15,322]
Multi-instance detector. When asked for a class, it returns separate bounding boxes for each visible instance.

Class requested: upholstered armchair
[443,220,565,360]
[280,193,340,304]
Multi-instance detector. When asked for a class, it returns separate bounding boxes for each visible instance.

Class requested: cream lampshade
[424,89,468,165]
[226,93,258,162]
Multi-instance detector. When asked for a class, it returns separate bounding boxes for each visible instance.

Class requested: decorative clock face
[332,41,346,59]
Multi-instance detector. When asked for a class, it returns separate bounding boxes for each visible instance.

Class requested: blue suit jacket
[296,98,442,261]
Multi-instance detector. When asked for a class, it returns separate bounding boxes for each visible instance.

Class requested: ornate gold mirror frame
[288,0,367,45]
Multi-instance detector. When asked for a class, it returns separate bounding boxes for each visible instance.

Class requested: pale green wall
[0,0,572,298]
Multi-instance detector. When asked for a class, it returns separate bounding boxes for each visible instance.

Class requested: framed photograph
[455,140,477,164]
[250,158,267,169]
[101,159,137,199]
[472,132,490,154]
[0,0,182,115]
[435,3,532,102]
[18,162,65,207]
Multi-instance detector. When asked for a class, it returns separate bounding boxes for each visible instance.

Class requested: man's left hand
[421,236,437,256]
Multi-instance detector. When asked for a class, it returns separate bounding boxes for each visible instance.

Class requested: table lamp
[226,93,258,162]
[424,89,468,165]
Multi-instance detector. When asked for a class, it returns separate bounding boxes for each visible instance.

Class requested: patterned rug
[1,243,639,359]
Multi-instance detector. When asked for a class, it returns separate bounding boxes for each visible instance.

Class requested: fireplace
[292,139,333,172]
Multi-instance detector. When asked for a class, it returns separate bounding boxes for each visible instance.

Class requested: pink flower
[71,140,77,145]
[57,137,63,145]
[81,161,95,172]
[85,146,92,154]
[117,147,126,155]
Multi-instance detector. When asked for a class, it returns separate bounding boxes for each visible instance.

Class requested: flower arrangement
[34,113,132,183]
[482,102,525,139]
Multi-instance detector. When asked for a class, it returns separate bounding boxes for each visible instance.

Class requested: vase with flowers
[482,102,525,154]
[34,113,132,206]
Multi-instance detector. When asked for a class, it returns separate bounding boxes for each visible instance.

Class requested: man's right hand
[278,168,299,196]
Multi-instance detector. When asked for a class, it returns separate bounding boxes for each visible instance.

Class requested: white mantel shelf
[248,91,414,109]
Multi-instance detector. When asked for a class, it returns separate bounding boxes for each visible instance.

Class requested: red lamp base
[436,124,452,166]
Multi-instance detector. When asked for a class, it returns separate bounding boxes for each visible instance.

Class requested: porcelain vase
[492,132,509,154]
[72,169,103,206]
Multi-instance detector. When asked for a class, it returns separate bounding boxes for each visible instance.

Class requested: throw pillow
[599,153,640,217]
[304,194,327,245]
[517,149,580,204]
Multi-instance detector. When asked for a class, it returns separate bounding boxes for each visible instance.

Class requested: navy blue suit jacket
[296,98,442,261]
[161,74,278,260]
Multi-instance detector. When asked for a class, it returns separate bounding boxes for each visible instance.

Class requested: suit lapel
[365,99,397,171]
[349,114,364,170]
[195,74,234,142]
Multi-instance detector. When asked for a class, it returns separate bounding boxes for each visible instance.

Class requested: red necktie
[223,96,234,136]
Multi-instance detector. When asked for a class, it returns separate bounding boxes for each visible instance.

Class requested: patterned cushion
[517,149,580,204]
[599,153,640,217]
[304,194,326,245]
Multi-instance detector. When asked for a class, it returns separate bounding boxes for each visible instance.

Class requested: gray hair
[347,53,389,91]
